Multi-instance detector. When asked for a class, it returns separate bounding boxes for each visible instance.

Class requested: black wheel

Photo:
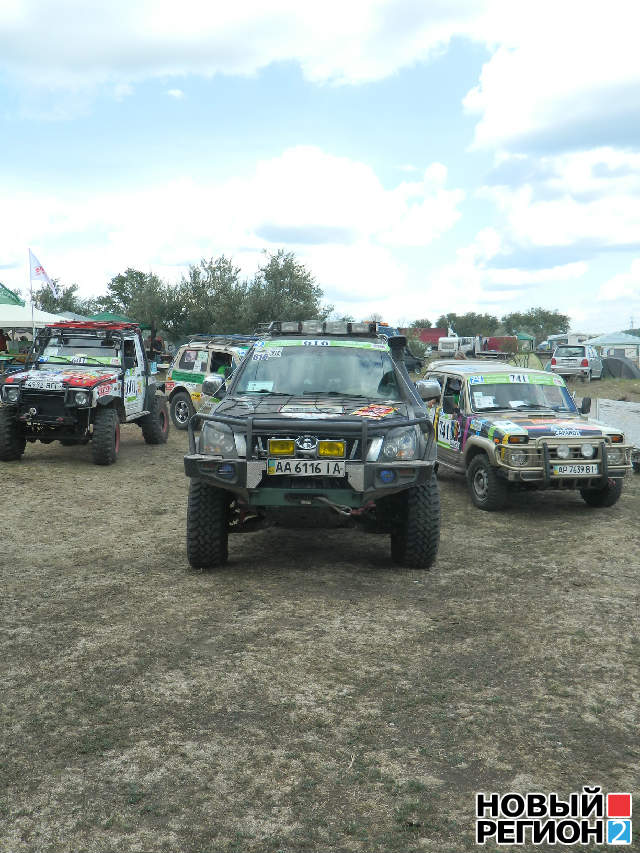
[0,406,26,461]
[467,454,508,511]
[580,478,623,507]
[60,439,79,446]
[582,371,591,383]
[186,480,229,569]
[170,392,194,430]
[91,407,120,465]
[390,476,440,569]
[140,394,170,444]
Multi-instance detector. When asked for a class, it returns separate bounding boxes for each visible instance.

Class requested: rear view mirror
[580,396,591,415]
[416,379,441,401]
[202,374,225,397]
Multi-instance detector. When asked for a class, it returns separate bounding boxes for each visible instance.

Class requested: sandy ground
[1,424,639,852]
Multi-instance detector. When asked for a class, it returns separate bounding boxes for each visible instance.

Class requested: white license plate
[267,458,346,476]
[552,463,599,476]
[24,379,63,390]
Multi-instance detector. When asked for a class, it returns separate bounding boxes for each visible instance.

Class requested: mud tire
[0,406,26,461]
[467,453,508,511]
[91,407,120,465]
[140,394,170,444]
[580,478,623,508]
[186,480,229,569]
[390,476,440,569]
[170,392,194,430]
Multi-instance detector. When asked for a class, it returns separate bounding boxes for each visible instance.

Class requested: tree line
[34,249,571,343]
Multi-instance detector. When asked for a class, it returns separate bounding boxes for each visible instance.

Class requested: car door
[589,346,603,378]
[435,374,466,468]
[123,335,146,417]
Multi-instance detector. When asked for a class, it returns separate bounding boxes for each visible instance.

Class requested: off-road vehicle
[184,321,441,569]
[0,321,169,465]
[165,334,256,429]
[425,359,632,510]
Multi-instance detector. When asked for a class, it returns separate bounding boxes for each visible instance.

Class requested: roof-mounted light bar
[265,320,379,337]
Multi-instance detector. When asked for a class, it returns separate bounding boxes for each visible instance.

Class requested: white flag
[29,249,58,296]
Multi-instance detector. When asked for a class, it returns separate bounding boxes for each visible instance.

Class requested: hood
[5,366,121,390]
[467,413,605,442]
[210,395,411,422]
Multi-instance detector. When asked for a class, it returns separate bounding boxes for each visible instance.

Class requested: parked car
[165,334,256,429]
[184,320,441,569]
[0,321,169,465]
[424,359,632,510]
[550,344,603,382]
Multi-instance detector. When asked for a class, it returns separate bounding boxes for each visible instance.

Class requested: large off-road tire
[91,407,120,465]
[580,478,623,508]
[467,453,508,511]
[390,476,441,569]
[170,392,194,430]
[186,480,229,569]
[0,406,26,461]
[140,394,170,444]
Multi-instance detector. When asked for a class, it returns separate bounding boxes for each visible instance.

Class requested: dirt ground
[1,425,639,852]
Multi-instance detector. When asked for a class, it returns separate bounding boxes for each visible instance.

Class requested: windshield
[234,342,402,400]
[469,376,576,413]
[34,333,122,366]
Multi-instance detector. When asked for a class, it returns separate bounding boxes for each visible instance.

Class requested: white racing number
[302,340,330,347]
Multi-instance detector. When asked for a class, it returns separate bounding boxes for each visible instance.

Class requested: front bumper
[494,438,632,487]
[184,408,436,505]
[184,454,435,505]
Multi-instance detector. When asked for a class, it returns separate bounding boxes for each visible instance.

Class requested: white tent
[0,302,67,329]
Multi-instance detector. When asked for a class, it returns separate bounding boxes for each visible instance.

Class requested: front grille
[251,434,365,460]
[19,390,67,420]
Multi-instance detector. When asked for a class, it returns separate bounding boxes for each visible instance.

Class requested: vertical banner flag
[29,249,58,297]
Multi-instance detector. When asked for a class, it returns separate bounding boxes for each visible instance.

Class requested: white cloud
[113,83,133,101]
[0,146,463,305]
[167,88,184,99]
[598,259,640,301]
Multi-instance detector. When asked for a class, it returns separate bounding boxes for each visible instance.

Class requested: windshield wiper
[247,390,292,395]
[302,391,371,398]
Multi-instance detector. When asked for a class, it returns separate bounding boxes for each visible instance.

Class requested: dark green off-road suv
[184,321,441,569]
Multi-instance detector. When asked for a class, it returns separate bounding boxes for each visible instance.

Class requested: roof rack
[187,333,257,347]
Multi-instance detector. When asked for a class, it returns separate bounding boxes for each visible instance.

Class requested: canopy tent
[0,302,67,329]
[0,283,25,306]
[584,331,640,346]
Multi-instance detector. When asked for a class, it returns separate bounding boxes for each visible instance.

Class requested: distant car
[424,359,632,510]
[550,344,603,382]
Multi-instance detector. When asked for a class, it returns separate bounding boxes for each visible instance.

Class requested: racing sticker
[436,413,461,450]
[350,404,397,419]
[259,339,389,351]
[97,382,118,397]
[279,403,344,419]
[252,348,283,361]
[469,373,564,386]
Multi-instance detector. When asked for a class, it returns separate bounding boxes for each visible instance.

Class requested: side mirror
[202,374,225,397]
[580,396,591,415]
[416,379,441,402]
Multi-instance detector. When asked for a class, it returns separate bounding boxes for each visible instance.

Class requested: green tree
[435,312,499,336]
[501,307,570,342]
[34,281,100,316]
[244,250,332,331]
[173,256,248,337]
[410,318,432,328]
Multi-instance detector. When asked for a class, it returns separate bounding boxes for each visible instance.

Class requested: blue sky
[1,0,639,332]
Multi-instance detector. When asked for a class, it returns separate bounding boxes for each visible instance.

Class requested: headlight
[580,443,594,458]
[379,426,418,461]
[508,449,528,466]
[607,447,625,465]
[5,386,19,403]
[200,421,237,457]
[75,391,90,406]
[556,444,571,460]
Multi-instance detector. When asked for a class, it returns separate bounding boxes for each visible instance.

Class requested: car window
[442,375,463,413]
[555,346,585,358]
[178,348,208,372]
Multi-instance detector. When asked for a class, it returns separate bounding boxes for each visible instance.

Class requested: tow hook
[307,496,353,516]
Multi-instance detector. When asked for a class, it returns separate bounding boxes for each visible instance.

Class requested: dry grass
[1,426,639,852]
